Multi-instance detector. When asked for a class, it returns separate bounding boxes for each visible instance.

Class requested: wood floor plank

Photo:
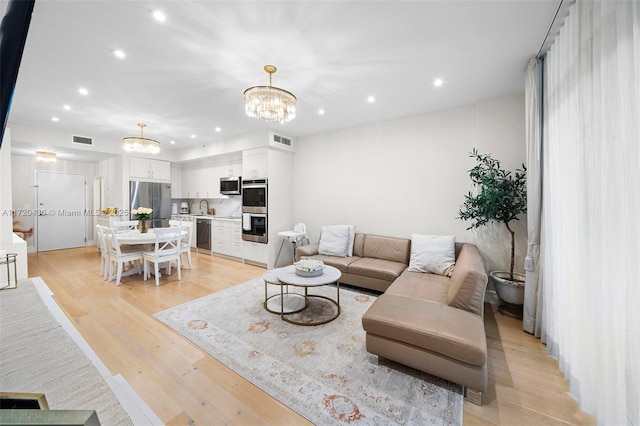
[24,247,595,425]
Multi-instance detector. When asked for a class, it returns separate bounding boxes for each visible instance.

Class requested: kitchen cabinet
[180,164,214,198]
[231,221,243,257]
[170,165,181,198]
[242,148,268,179]
[130,157,170,181]
[243,240,267,265]
[211,219,242,258]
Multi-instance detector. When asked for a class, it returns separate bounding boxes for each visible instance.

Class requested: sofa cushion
[347,257,407,282]
[408,234,456,276]
[362,294,487,366]
[301,254,360,273]
[385,270,449,304]
[362,234,410,264]
[318,225,354,257]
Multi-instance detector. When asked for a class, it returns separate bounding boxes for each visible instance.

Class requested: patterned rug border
[154,278,462,425]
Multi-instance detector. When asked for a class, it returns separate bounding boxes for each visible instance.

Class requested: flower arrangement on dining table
[132,207,153,233]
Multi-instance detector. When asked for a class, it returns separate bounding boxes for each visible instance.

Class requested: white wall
[293,93,526,275]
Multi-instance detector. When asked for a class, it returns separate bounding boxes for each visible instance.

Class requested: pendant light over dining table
[123,123,160,154]
[243,65,297,123]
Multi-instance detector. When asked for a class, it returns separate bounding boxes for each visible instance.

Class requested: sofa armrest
[295,242,319,261]
[448,244,488,317]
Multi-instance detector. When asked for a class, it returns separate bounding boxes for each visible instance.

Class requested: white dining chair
[143,227,182,286]
[170,220,193,269]
[104,227,144,286]
[113,220,139,232]
[96,224,110,279]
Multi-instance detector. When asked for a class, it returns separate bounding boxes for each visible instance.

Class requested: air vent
[273,134,291,146]
[270,132,295,152]
[72,135,93,146]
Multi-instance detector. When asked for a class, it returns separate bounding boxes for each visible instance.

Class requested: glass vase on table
[138,219,148,233]
[132,207,153,234]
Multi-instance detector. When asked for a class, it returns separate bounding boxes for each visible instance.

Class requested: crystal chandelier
[35,151,57,162]
[123,123,160,154]
[243,65,297,123]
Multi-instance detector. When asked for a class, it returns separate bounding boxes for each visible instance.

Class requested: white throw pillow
[408,234,456,276]
[318,225,354,257]
[346,225,355,256]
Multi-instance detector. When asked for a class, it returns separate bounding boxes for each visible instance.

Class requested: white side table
[0,250,18,290]
[274,230,306,266]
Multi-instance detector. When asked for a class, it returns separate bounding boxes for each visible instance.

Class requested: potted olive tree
[458,149,527,317]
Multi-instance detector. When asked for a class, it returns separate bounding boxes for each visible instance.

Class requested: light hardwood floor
[25,247,594,425]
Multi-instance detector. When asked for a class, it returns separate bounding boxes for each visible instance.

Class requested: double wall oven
[241,179,267,243]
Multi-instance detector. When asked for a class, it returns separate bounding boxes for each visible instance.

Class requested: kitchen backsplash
[172,197,242,217]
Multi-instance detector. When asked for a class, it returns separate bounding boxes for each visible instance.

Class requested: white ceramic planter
[490,271,525,305]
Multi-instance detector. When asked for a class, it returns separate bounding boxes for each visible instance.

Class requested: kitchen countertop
[172,214,241,221]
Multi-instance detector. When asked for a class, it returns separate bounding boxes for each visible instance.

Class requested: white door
[37,171,87,251]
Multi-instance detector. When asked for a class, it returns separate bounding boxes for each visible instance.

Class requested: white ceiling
[7,0,561,158]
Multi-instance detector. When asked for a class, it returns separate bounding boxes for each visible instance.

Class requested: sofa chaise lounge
[296,232,488,404]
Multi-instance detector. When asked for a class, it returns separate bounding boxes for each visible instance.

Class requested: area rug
[154,278,463,425]
[0,279,133,425]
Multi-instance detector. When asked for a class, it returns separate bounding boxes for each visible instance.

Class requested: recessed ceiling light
[191,134,196,139]
[51,117,59,122]
[113,49,126,59]
[434,78,444,87]
[215,127,221,132]
[63,104,71,110]
[78,87,89,95]
[170,140,175,145]
[151,10,166,22]
[367,96,375,103]
[318,109,325,115]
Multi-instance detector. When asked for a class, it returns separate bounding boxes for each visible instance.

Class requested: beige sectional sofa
[296,232,489,404]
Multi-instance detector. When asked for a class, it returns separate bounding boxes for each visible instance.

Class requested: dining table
[107,227,187,281]
[116,228,186,245]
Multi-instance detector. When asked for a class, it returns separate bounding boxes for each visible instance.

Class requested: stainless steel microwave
[220,176,241,195]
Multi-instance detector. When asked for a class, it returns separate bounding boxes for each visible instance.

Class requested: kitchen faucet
[199,199,209,215]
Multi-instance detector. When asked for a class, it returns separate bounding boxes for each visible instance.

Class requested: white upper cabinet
[170,165,181,198]
[130,157,171,182]
[242,148,268,179]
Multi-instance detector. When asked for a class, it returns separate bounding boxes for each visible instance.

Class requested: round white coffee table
[262,269,308,315]
[275,265,341,326]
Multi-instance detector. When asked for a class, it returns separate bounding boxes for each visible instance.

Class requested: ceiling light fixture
[434,78,444,87]
[35,151,57,162]
[122,123,160,154]
[113,49,126,59]
[152,10,166,22]
[78,87,88,95]
[243,65,296,123]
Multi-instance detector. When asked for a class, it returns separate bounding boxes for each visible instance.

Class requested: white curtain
[523,58,543,336]
[542,1,639,424]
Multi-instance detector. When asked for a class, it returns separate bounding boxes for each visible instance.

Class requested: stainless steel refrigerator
[129,181,172,228]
